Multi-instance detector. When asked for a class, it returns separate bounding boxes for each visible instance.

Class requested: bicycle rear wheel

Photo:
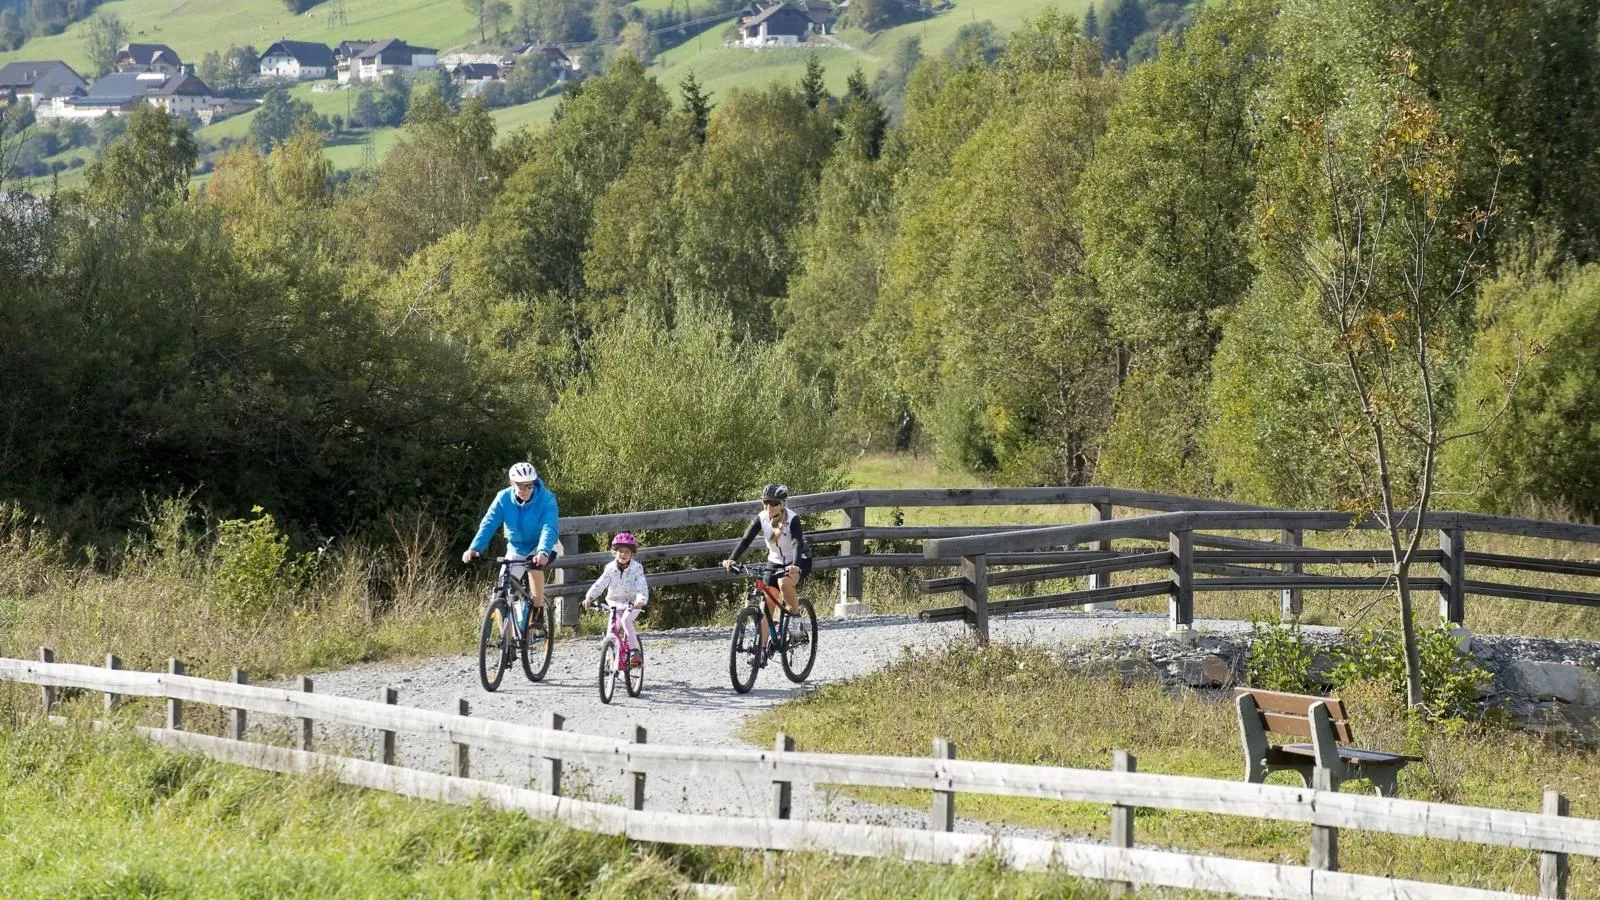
[478,595,510,692]
[780,598,818,683]
[521,601,553,682]
[729,606,762,694]
[598,636,619,704]
[625,635,644,698]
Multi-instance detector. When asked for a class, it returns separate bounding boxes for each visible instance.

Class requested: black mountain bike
[471,556,554,691]
[727,563,817,694]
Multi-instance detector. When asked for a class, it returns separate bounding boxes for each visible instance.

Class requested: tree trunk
[1394,560,1425,708]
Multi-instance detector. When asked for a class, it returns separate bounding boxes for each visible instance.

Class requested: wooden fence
[542,486,1600,644]
[0,650,1582,899]
[919,509,1600,643]
[544,487,1270,624]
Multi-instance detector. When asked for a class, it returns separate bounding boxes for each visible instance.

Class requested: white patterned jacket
[584,558,650,608]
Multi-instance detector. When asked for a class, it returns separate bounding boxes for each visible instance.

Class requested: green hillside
[0,0,482,75]
[11,0,1085,184]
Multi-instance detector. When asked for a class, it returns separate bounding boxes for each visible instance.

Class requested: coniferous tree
[800,53,827,109]
[680,71,712,143]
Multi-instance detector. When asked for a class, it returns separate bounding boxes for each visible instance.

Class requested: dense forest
[4,0,1600,554]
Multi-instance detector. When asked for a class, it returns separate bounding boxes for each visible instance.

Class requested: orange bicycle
[727,563,816,693]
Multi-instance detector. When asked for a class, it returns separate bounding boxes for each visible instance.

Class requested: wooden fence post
[772,732,795,820]
[542,711,564,796]
[1542,789,1569,899]
[629,725,648,812]
[1439,527,1466,627]
[229,668,248,741]
[166,659,184,730]
[554,534,580,630]
[104,653,121,713]
[1310,766,1339,872]
[835,505,867,617]
[298,677,314,751]
[960,555,989,645]
[453,698,470,778]
[931,737,955,832]
[1085,501,1118,611]
[1109,751,1137,898]
[380,687,398,765]
[1169,529,1194,637]
[1280,528,1304,619]
[38,646,53,716]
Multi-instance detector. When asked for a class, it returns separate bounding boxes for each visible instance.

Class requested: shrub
[211,506,311,619]
[1245,616,1315,693]
[1327,624,1489,721]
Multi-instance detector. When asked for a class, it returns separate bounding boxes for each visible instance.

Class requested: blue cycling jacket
[470,482,560,558]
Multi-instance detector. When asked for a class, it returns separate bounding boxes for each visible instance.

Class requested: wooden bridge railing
[0,650,1584,899]
[541,487,1269,624]
[921,510,1600,643]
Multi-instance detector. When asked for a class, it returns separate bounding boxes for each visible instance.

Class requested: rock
[1498,659,1600,706]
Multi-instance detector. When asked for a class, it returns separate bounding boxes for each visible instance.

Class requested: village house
[451,62,503,85]
[258,40,336,80]
[37,70,224,122]
[337,39,438,84]
[740,2,816,46]
[0,61,88,108]
[513,42,579,81]
[115,43,184,74]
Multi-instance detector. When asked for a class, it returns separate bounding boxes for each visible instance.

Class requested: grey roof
[261,39,336,68]
[356,38,437,63]
[151,72,212,97]
[452,62,500,79]
[744,2,811,31]
[85,72,154,100]
[0,60,88,96]
[117,43,182,66]
[336,40,375,59]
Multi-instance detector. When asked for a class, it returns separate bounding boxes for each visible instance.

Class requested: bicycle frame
[603,604,633,671]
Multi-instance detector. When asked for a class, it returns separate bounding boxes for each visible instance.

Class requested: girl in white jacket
[583,532,649,668]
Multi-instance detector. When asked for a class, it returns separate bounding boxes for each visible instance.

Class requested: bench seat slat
[1236,688,1354,743]
[1268,744,1421,766]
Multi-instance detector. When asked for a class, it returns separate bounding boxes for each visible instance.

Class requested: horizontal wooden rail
[1464,553,1600,578]
[921,582,1176,622]
[1193,550,1447,566]
[921,551,1171,595]
[927,511,1600,559]
[1195,576,1449,593]
[1463,581,1600,608]
[112,726,1515,900]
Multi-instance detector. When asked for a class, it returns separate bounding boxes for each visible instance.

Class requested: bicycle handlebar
[466,555,548,570]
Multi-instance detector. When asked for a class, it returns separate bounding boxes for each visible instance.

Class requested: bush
[1245,616,1315,693]
[546,307,843,516]
[1327,625,1489,721]
[211,506,311,619]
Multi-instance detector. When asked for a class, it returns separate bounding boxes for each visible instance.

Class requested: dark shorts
[763,558,812,588]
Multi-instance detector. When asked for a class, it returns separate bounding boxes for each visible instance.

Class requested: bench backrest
[1234,687,1353,743]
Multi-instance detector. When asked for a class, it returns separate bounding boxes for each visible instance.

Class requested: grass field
[746,642,1600,897]
[0,713,1118,897]
[0,0,483,77]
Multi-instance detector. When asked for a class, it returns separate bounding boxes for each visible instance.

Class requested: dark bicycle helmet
[760,483,789,503]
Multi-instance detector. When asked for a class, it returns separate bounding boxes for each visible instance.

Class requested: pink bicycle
[586,598,644,703]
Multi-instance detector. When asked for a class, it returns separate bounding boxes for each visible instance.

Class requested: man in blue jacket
[462,462,560,615]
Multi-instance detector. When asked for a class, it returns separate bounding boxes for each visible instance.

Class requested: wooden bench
[1235,688,1419,797]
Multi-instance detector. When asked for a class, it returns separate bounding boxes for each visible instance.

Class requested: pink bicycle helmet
[611,532,639,549]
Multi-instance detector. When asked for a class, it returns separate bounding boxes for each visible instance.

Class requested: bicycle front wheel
[780,598,818,683]
[598,636,619,704]
[625,635,644,698]
[729,606,762,694]
[521,601,553,682]
[478,596,509,692]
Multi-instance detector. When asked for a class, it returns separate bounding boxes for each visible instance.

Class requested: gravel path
[271,609,1264,834]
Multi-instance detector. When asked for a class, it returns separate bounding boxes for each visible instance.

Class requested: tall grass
[746,642,1600,896]
[0,706,1121,898]
[0,500,480,680]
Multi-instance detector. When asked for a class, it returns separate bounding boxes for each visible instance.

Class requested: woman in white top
[584,532,649,668]
[721,484,811,631]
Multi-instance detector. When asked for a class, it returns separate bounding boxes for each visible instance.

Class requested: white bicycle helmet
[508,462,538,484]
